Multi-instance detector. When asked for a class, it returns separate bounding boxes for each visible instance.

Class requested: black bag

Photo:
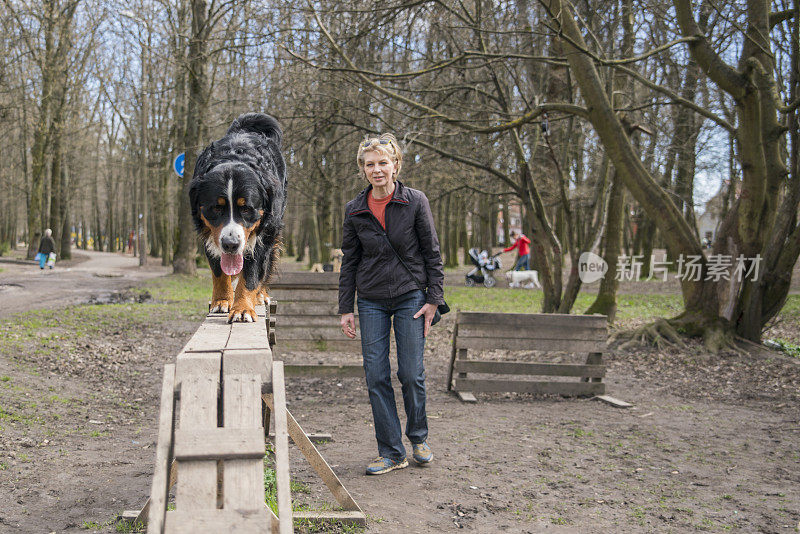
[431,301,450,326]
[381,233,449,325]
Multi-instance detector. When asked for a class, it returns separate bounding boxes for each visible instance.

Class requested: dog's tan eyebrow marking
[236,198,246,207]
[227,179,234,220]
[217,197,226,205]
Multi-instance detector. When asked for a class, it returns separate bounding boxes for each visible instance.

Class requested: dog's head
[505,271,513,281]
[189,113,287,276]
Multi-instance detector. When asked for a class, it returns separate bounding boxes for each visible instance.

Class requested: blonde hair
[356,133,403,179]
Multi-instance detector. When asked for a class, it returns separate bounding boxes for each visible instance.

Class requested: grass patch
[444,287,682,325]
[766,338,800,359]
[0,273,213,359]
[143,272,210,303]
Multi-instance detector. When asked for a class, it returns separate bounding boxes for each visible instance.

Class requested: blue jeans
[513,254,530,271]
[357,289,428,461]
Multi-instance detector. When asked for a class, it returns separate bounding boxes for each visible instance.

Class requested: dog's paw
[228,302,257,323]
[256,290,269,306]
[210,299,232,313]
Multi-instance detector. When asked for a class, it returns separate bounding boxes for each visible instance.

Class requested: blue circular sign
[173,152,185,177]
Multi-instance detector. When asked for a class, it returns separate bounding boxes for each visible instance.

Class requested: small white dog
[505,270,541,289]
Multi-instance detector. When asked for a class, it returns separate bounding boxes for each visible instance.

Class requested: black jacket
[38,236,55,255]
[338,181,444,314]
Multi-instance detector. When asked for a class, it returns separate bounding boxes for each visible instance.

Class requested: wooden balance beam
[123,302,365,533]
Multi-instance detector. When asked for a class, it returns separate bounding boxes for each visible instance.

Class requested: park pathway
[0,250,170,319]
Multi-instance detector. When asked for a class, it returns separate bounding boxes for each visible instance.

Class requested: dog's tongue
[221,253,243,276]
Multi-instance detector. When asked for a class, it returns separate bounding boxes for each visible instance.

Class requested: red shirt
[504,234,531,256]
[367,190,393,229]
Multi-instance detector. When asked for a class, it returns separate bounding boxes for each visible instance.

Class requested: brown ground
[0,251,799,533]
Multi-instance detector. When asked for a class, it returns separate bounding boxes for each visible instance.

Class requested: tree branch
[673,0,747,98]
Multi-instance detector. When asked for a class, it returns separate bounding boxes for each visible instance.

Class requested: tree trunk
[174,0,212,275]
[586,172,625,321]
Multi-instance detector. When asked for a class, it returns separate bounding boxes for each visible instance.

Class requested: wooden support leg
[446,324,459,392]
[271,362,293,534]
[454,348,477,403]
[583,352,603,383]
[146,364,176,533]
[122,459,178,527]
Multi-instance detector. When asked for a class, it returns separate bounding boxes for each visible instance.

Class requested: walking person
[504,229,531,271]
[36,229,56,270]
[338,134,445,475]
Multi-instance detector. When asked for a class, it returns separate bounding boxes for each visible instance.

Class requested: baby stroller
[465,248,502,288]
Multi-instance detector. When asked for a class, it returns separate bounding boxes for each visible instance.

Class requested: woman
[504,230,531,271]
[338,134,445,475]
[37,229,56,269]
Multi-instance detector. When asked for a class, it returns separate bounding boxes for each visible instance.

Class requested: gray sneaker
[412,441,433,464]
[366,456,409,475]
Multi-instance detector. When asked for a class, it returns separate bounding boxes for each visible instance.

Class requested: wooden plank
[275,302,349,316]
[165,509,268,534]
[181,317,232,352]
[268,432,332,443]
[284,409,361,512]
[175,352,221,390]
[454,360,606,378]
[174,427,265,460]
[268,298,277,316]
[207,305,266,318]
[175,368,220,511]
[146,364,176,534]
[456,311,607,328]
[292,510,366,525]
[593,395,632,408]
[271,362,293,534]
[456,336,606,353]
[454,378,605,396]
[223,373,266,513]
[275,339,361,352]
[456,391,477,403]
[223,349,272,385]
[270,271,340,288]
[268,289,339,302]
[276,315,358,327]
[456,324,607,341]
[284,364,363,378]
[278,326,353,340]
[226,315,270,350]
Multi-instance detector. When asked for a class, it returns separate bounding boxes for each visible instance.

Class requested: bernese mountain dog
[189,112,287,323]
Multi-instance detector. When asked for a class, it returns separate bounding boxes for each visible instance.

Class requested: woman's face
[362,150,396,188]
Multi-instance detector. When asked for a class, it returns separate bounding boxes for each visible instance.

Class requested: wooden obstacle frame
[268,272,363,378]
[446,311,608,402]
[124,302,365,533]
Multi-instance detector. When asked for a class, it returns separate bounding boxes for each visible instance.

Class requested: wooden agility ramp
[124,302,365,533]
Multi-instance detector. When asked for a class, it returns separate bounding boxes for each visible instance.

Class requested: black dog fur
[189,112,287,322]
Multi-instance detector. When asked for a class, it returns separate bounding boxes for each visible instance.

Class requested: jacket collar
[349,180,410,215]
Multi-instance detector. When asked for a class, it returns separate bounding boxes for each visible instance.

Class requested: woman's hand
[340,313,356,339]
[413,303,439,337]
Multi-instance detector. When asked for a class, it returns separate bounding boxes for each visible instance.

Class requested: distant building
[697,187,726,245]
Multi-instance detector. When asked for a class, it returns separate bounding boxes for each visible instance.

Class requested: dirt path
[0,251,170,318]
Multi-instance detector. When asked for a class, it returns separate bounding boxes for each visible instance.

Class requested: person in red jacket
[504,230,531,271]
